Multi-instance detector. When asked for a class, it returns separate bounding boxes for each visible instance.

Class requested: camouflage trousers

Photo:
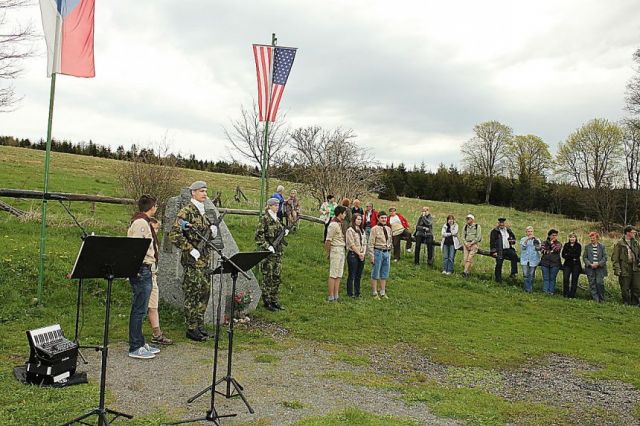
[259,254,282,305]
[182,265,210,330]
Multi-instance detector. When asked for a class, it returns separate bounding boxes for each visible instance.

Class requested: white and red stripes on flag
[252,44,297,122]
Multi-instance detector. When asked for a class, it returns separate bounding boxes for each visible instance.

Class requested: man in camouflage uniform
[169,181,219,341]
[612,225,640,306]
[255,197,288,311]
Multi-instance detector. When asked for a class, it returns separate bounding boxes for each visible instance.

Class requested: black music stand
[186,252,270,414]
[63,236,151,426]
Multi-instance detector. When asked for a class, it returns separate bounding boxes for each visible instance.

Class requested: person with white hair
[271,185,286,223]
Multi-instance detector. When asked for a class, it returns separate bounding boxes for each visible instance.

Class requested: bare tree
[622,118,640,190]
[289,126,380,206]
[625,48,640,116]
[0,0,36,111]
[461,120,513,204]
[555,118,624,230]
[118,137,183,216]
[224,103,289,178]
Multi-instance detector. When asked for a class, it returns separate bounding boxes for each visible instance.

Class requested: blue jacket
[520,236,541,266]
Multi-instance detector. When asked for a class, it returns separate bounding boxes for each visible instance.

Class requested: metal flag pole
[259,33,277,212]
[37,13,62,305]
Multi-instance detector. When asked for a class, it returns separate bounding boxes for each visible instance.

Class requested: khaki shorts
[148,273,159,309]
[463,243,478,264]
[329,246,345,278]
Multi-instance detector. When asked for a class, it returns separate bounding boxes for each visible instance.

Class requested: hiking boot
[272,301,285,310]
[129,346,155,359]
[197,327,210,337]
[264,303,278,312]
[186,328,207,342]
[151,334,174,345]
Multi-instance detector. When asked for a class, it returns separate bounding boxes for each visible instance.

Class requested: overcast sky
[2,0,639,170]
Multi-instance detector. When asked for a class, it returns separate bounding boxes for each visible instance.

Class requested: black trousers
[562,264,580,298]
[414,235,434,265]
[392,230,413,260]
[495,248,519,282]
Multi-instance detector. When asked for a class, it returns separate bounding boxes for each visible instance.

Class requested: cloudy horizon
[1,0,639,170]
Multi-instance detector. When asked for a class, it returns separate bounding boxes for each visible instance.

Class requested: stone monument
[157,188,262,322]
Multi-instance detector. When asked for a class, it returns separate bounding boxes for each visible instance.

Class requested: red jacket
[389,213,410,229]
[363,209,378,228]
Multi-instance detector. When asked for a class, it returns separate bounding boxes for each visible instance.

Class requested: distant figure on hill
[561,232,582,298]
[387,206,413,262]
[440,214,461,275]
[340,198,352,236]
[583,231,607,303]
[414,206,434,266]
[519,226,541,293]
[540,229,562,295]
[363,202,378,238]
[367,211,392,299]
[611,225,640,305]
[351,199,364,217]
[272,185,286,223]
[462,214,482,278]
[489,217,519,283]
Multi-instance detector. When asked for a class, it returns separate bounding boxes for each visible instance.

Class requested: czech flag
[39,0,95,78]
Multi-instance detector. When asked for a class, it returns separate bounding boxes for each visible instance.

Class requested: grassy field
[1,145,639,425]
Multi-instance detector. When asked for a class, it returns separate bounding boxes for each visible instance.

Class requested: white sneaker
[129,346,155,359]
[442,270,447,274]
[144,343,160,354]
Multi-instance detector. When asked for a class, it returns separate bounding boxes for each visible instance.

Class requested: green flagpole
[259,33,277,213]
[37,14,61,305]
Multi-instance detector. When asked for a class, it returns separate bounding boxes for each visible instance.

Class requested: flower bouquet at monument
[224,291,253,324]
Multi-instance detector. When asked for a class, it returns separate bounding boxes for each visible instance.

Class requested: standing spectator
[367,211,392,299]
[341,198,352,236]
[440,215,461,275]
[325,205,347,301]
[147,218,173,345]
[561,232,582,298]
[489,217,519,283]
[363,202,378,238]
[462,214,482,278]
[612,225,640,305]
[583,231,608,303]
[519,226,541,293]
[346,213,367,298]
[255,198,288,311]
[284,189,301,230]
[272,185,286,223]
[320,195,337,242]
[414,207,434,266]
[127,195,161,359]
[388,206,413,261]
[352,199,364,217]
[540,229,562,295]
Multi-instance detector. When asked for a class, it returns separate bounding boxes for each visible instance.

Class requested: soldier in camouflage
[169,181,219,342]
[255,197,289,311]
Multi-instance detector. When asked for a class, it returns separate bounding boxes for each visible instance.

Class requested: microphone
[179,219,192,231]
[44,193,67,201]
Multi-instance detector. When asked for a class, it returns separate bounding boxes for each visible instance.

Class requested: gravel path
[77,328,640,425]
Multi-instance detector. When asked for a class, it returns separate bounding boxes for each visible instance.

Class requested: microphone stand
[168,224,250,425]
[57,200,99,365]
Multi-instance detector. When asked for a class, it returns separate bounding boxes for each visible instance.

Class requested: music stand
[63,236,151,426]
[187,251,270,414]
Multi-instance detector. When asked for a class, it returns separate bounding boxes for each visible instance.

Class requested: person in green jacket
[612,225,640,306]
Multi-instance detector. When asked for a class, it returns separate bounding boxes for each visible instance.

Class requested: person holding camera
[414,206,434,266]
[612,225,640,305]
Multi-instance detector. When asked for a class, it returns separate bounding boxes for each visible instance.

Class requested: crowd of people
[317,195,640,308]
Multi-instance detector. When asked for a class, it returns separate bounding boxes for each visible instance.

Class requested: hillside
[1,146,639,425]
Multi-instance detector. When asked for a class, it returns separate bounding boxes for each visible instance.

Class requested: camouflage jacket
[612,237,640,277]
[169,201,214,268]
[255,212,286,254]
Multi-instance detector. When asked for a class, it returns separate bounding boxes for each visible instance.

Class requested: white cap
[466,214,475,220]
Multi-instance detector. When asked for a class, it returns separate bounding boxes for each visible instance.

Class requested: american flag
[252,44,297,122]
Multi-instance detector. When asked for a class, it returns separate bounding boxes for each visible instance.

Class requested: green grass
[1,146,639,425]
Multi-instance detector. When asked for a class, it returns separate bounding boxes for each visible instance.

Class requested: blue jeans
[129,264,153,352]
[371,249,390,280]
[346,251,365,297]
[442,244,456,273]
[541,265,559,294]
[522,264,537,293]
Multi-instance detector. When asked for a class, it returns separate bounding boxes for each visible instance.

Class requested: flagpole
[259,33,277,213]
[37,14,61,305]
